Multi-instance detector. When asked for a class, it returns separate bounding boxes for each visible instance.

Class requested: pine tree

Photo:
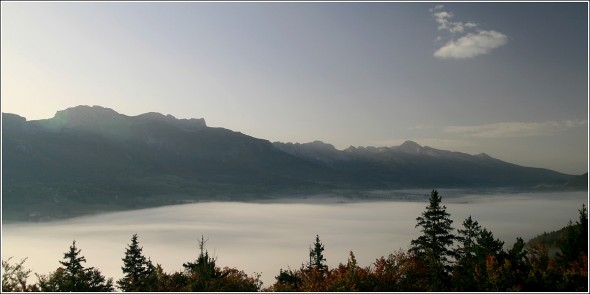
[183,235,216,275]
[559,204,588,264]
[472,227,505,291]
[453,215,482,291]
[38,240,113,292]
[118,234,155,292]
[476,228,504,258]
[183,235,218,291]
[456,216,482,261]
[61,240,86,290]
[556,204,588,291]
[308,235,327,271]
[506,237,529,290]
[410,190,455,291]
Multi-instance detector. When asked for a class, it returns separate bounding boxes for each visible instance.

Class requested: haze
[2,191,587,287]
[1,2,588,174]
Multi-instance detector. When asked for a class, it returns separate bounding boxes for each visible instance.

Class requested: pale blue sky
[2,2,588,174]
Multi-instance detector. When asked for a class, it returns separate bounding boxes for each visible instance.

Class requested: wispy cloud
[444,119,587,138]
[429,5,444,12]
[432,9,478,34]
[430,5,507,59]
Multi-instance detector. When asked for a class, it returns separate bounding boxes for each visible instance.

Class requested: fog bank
[2,191,586,287]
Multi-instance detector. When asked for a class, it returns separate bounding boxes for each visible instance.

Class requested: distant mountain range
[2,106,586,221]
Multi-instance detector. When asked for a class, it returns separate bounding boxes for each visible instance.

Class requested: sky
[1,1,588,175]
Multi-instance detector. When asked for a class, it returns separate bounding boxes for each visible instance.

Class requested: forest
[2,190,587,292]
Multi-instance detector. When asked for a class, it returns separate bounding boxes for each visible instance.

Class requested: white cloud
[430,5,506,59]
[434,30,508,59]
[434,11,452,20]
[444,119,587,138]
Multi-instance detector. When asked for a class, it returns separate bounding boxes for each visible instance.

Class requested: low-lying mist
[2,190,586,287]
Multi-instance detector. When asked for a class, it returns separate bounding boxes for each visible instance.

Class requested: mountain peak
[304,141,337,151]
[2,112,27,125]
[136,112,170,120]
[476,152,492,159]
[43,106,207,132]
[56,105,120,117]
[398,140,423,153]
[52,105,123,127]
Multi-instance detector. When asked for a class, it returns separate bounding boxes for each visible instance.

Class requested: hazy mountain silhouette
[2,106,584,221]
[272,140,576,188]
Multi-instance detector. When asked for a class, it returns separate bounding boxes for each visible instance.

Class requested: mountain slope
[273,140,572,188]
[2,106,581,221]
[2,106,342,221]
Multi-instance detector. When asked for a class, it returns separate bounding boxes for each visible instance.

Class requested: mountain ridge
[2,106,586,222]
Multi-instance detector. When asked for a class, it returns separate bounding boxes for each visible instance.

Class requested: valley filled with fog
[2,190,587,287]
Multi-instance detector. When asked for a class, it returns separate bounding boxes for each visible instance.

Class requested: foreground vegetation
[2,190,587,292]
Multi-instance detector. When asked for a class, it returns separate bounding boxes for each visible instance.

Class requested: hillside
[2,106,583,221]
[527,227,568,257]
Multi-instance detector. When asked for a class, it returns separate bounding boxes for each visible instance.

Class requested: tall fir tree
[453,215,482,291]
[456,216,482,261]
[410,190,455,291]
[61,240,86,290]
[309,235,327,271]
[118,234,155,292]
[37,240,113,292]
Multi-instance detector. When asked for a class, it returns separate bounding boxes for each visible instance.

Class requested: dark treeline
[2,190,588,292]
